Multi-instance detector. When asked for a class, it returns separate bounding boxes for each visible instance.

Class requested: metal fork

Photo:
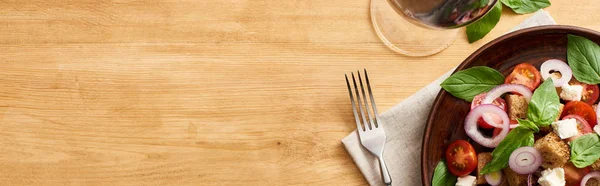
[345,69,391,186]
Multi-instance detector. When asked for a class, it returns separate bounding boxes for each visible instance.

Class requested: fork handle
[378,156,392,185]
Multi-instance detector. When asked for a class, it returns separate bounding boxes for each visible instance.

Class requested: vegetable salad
[432,35,600,186]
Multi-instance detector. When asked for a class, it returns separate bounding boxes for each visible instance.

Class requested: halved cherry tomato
[567,79,600,105]
[492,127,504,137]
[561,101,597,127]
[492,119,516,137]
[563,115,593,142]
[563,114,593,134]
[563,162,590,186]
[445,140,477,177]
[493,128,500,137]
[471,93,507,129]
[582,84,600,105]
[505,63,542,91]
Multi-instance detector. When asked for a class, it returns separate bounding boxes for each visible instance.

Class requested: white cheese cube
[538,168,566,186]
[595,125,600,136]
[560,84,583,101]
[552,118,580,139]
[456,175,476,186]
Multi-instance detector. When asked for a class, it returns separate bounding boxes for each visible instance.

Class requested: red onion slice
[465,104,510,147]
[484,171,504,186]
[540,59,572,87]
[483,84,533,104]
[527,174,533,186]
[509,147,542,174]
[483,115,520,129]
[581,171,600,186]
[482,84,532,127]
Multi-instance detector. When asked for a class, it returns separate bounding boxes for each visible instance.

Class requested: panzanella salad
[432,35,600,186]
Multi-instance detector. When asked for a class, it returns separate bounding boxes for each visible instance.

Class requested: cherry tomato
[492,119,516,137]
[445,140,477,177]
[563,162,590,186]
[561,101,597,127]
[582,84,600,105]
[493,127,501,137]
[563,115,593,134]
[504,63,542,91]
[492,127,505,137]
[471,93,507,129]
[563,115,593,142]
[567,79,600,105]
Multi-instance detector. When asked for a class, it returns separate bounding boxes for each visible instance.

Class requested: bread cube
[476,152,492,185]
[503,167,529,186]
[587,179,600,186]
[506,94,528,120]
[592,158,600,171]
[534,132,571,169]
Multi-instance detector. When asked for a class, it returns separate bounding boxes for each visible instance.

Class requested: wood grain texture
[0,1,598,185]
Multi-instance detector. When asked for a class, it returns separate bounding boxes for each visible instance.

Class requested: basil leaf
[527,78,561,127]
[567,34,600,84]
[501,0,551,14]
[466,2,502,43]
[570,134,600,168]
[517,118,539,132]
[441,66,505,102]
[481,127,535,174]
[500,0,522,8]
[432,160,457,186]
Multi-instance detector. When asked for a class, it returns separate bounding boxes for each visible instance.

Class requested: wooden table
[1,1,599,185]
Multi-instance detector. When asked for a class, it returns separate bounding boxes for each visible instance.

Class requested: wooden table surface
[1,1,599,185]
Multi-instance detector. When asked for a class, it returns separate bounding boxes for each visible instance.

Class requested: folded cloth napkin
[341,10,556,186]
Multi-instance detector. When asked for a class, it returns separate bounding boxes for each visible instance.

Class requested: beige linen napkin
[341,10,556,186]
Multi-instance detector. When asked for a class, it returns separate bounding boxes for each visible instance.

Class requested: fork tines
[345,69,380,131]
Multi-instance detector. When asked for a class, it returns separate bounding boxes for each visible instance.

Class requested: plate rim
[420,25,600,186]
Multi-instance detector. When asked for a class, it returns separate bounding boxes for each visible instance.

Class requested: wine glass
[371,0,499,56]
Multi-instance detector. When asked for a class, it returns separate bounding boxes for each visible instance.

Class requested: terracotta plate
[421,25,600,186]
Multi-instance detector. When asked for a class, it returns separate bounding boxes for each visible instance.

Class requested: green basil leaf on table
[432,160,457,186]
[567,34,600,84]
[500,0,522,8]
[527,78,561,127]
[570,134,600,168]
[517,118,539,132]
[480,126,535,174]
[440,66,505,102]
[466,2,502,43]
[501,0,551,14]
